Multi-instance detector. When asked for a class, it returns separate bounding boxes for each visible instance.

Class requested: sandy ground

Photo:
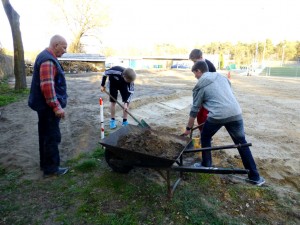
[0,70,299,193]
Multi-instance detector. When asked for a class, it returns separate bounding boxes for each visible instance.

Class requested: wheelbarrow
[99,124,250,198]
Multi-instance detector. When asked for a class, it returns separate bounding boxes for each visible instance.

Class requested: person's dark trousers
[201,119,260,181]
[37,108,61,174]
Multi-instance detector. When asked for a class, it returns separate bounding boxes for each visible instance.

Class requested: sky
[1,0,300,53]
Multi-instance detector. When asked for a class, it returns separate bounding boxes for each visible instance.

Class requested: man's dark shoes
[56,167,69,175]
[247,176,266,186]
[193,162,202,168]
[43,167,69,178]
[193,162,214,168]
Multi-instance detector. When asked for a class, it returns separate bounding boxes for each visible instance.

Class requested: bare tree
[2,0,26,90]
[52,0,110,53]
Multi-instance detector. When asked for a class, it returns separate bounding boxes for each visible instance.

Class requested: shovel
[103,89,151,128]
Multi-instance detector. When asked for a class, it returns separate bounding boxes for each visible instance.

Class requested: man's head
[49,35,67,57]
[123,68,136,83]
[191,61,208,79]
[189,49,203,63]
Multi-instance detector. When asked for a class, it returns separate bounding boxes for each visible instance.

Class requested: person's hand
[100,86,105,92]
[182,129,191,136]
[55,109,65,119]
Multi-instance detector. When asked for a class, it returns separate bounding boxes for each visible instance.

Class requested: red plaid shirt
[40,49,63,113]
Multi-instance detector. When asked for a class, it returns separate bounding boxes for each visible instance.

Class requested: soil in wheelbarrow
[117,129,186,159]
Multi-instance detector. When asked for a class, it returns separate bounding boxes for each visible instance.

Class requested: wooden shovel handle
[103,89,143,126]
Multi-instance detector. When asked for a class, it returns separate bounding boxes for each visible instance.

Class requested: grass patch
[0,166,5,176]
[74,159,98,172]
[0,80,29,106]
[0,147,299,225]
[91,146,105,158]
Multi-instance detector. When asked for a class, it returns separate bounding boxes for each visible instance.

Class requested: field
[259,66,300,77]
[0,70,299,224]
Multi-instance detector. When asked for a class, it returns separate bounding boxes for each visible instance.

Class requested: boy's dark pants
[201,119,260,181]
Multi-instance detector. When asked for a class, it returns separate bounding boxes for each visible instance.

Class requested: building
[58,53,106,73]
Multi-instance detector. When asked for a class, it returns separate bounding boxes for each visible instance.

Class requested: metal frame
[100,125,250,199]
[151,143,250,199]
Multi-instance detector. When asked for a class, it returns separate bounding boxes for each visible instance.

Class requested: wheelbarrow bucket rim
[99,125,191,168]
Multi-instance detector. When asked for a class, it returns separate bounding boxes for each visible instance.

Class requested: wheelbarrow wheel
[104,149,133,174]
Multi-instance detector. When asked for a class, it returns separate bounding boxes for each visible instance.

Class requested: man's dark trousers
[37,108,61,174]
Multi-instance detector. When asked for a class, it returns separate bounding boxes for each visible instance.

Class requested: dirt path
[0,70,299,193]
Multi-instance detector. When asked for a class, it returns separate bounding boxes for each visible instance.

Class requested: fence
[0,53,13,80]
[260,62,300,78]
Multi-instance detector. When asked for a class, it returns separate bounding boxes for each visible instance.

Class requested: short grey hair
[49,35,67,47]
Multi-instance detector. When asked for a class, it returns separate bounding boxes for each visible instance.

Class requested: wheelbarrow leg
[167,170,182,200]
[154,169,183,199]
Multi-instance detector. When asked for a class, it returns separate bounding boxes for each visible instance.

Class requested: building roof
[58,53,106,62]
[142,56,188,60]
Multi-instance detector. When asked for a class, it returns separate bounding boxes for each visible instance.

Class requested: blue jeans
[201,119,260,181]
[37,108,61,174]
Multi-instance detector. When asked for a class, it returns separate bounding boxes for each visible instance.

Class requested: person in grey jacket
[183,60,265,186]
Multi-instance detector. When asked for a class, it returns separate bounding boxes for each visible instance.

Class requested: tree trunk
[2,0,26,90]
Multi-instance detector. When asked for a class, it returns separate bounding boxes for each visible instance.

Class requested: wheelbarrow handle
[183,143,252,153]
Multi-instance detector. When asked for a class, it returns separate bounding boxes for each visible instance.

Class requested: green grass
[0,80,29,106]
[0,147,298,225]
[260,66,300,77]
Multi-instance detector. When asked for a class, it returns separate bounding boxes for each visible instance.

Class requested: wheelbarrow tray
[99,124,191,168]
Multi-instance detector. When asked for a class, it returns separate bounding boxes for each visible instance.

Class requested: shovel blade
[139,119,151,128]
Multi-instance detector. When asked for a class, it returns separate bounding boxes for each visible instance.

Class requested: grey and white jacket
[190,72,243,123]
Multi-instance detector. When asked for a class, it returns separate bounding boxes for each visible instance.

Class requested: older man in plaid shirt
[28,35,69,178]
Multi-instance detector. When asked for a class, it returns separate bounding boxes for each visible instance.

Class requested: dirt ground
[0,69,299,194]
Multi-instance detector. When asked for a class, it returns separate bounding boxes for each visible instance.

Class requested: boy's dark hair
[189,49,203,60]
[123,68,136,82]
[192,60,209,73]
